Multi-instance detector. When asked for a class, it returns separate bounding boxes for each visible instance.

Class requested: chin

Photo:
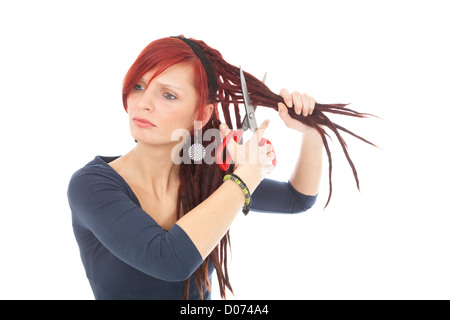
[130,130,168,146]
[130,128,152,144]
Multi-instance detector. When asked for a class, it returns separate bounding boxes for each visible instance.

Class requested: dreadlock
[192,37,377,208]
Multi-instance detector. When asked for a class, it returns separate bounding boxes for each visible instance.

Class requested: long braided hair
[194,38,377,208]
[122,35,376,299]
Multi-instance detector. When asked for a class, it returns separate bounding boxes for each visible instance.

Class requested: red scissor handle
[216,130,243,171]
[216,130,277,171]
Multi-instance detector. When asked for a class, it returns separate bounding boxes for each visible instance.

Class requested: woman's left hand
[277,89,317,135]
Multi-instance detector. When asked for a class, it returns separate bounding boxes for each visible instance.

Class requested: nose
[137,90,154,112]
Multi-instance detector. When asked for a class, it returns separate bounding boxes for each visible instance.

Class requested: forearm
[176,167,260,260]
[289,129,323,196]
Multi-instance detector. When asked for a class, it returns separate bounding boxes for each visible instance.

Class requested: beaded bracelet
[223,173,252,215]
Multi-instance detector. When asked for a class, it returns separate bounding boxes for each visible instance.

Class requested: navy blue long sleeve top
[67,155,317,300]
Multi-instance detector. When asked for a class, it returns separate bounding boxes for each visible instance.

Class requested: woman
[67,36,334,300]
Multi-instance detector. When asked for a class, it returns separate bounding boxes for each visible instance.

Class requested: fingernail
[288,100,293,108]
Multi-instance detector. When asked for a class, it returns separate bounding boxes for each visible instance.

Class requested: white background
[1,0,449,300]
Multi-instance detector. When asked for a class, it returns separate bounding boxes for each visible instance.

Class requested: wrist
[232,166,262,194]
[303,128,323,142]
[223,173,252,215]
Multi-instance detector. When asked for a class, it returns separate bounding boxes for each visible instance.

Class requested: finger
[219,124,241,159]
[266,151,275,162]
[253,119,270,144]
[258,141,272,157]
[277,102,286,114]
[259,118,270,130]
[309,96,316,115]
[219,123,230,139]
[277,102,291,119]
[277,102,295,127]
[292,91,303,115]
[220,130,240,161]
[262,158,275,173]
[301,94,311,117]
[279,88,292,108]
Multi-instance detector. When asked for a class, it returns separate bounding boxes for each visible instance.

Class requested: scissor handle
[216,130,243,171]
[217,131,277,171]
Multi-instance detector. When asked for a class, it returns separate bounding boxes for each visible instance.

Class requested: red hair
[122,37,214,124]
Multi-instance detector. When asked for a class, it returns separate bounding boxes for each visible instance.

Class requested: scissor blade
[241,116,249,131]
[240,70,267,131]
[261,72,267,84]
[239,66,258,132]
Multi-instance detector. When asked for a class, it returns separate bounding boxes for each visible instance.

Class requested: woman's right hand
[219,119,275,192]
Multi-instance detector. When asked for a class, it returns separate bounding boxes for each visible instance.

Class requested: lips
[133,117,156,128]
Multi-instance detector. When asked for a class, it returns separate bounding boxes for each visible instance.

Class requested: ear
[197,104,214,127]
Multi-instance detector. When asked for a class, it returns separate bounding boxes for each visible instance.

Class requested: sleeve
[67,168,203,282]
[249,178,318,214]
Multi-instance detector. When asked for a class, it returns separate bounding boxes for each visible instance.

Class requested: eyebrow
[139,78,183,91]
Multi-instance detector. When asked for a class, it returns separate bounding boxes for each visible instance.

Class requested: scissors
[216,66,277,171]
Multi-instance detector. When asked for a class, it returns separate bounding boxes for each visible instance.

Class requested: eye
[134,84,144,91]
[163,92,177,100]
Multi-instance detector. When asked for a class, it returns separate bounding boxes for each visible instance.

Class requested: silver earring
[188,122,206,162]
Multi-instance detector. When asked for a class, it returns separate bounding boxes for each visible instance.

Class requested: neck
[125,141,181,197]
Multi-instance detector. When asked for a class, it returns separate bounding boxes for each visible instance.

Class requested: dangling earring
[188,121,206,162]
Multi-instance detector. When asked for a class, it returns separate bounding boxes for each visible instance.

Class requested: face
[127,62,211,146]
